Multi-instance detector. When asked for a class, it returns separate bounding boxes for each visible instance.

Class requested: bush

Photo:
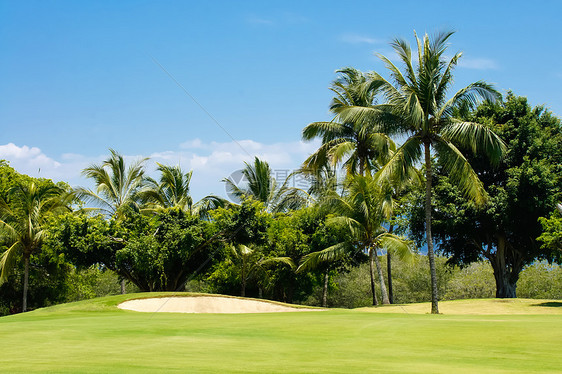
[443,262,495,300]
[518,261,562,299]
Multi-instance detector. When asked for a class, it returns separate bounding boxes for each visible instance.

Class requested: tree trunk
[424,142,439,314]
[387,251,394,304]
[120,279,126,294]
[373,247,390,305]
[322,272,329,307]
[487,235,521,298]
[387,225,394,304]
[241,279,246,297]
[493,270,517,298]
[369,247,379,306]
[22,255,29,312]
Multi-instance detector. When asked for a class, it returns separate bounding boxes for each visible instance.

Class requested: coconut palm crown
[302,67,395,176]
[75,149,147,219]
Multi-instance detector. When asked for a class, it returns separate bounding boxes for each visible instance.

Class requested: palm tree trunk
[368,247,379,306]
[322,272,329,307]
[387,225,394,304]
[373,247,390,305]
[387,251,394,304]
[424,141,439,314]
[22,255,29,312]
[241,279,246,297]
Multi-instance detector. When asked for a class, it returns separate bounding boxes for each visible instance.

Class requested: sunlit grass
[1,294,561,373]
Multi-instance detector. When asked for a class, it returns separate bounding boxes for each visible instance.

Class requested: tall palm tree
[338,31,506,313]
[0,181,71,312]
[76,149,147,219]
[140,163,227,219]
[223,157,307,213]
[302,67,394,176]
[298,174,411,305]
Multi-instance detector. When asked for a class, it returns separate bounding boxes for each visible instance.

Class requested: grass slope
[1,293,561,373]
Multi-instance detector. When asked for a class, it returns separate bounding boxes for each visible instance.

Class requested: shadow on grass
[533,302,562,308]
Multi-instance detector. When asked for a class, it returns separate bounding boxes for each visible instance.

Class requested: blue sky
[1,0,561,200]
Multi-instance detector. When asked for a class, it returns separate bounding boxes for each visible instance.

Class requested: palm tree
[230,244,294,297]
[337,31,506,313]
[75,149,148,294]
[298,174,411,305]
[0,181,71,312]
[140,163,227,218]
[76,149,147,219]
[223,157,307,213]
[302,67,394,176]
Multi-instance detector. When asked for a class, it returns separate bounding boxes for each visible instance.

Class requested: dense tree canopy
[410,94,562,297]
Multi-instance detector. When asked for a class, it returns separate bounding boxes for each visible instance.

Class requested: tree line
[1,31,561,314]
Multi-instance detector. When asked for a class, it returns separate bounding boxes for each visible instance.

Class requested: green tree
[538,204,562,253]
[49,209,218,292]
[76,149,147,219]
[411,94,562,298]
[117,209,217,291]
[299,174,410,305]
[230,244,294,297]
[0,181,71,311]
[338,31,505,313]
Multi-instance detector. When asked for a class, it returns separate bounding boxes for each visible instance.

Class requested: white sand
[117,296,323,314]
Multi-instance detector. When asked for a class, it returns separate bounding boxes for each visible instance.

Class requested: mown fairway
[1,294,561,373]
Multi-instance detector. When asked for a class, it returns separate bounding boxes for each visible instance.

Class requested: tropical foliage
[2,30,562,316]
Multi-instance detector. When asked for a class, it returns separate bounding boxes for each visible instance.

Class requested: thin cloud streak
[339,33,382,45]
[458,57,499,70]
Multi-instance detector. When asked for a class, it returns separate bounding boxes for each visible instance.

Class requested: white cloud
[0,139,321,201]
[457,57,498,70]
[339,33,382,45]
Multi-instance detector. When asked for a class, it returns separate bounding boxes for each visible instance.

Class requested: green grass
[2,293,562,373]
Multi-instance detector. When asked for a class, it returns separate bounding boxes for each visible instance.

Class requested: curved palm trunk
[373,247,390,305]
[368,247,379,306]
[22,255,29,312]
[424,142,439,314]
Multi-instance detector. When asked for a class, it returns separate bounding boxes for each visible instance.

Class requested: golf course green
[1,293,561,373]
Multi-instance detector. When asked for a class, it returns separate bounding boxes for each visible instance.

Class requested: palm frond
[433,137,488,206]
[440,121,507,165]
[0,241,21,284]
[376,232,413,261]
[375,136,423,185]
[297,242,350,273]
[439,81,501,119]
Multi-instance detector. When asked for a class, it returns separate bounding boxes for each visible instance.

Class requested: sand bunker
[118,296,322,314]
